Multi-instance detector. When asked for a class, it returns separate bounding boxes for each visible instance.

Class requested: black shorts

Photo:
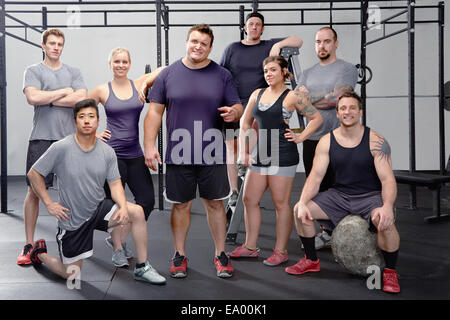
[26,140,57,188]
[56,199,117,265]
[165,164,231,203]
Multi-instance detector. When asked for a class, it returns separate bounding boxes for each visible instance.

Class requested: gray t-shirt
[23,63,87,141]
[32,135,120,231]
[297,59,358,140]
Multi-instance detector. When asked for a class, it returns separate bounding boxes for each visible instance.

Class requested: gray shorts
[312,188,385,230]
[26,140,57,188]
[249,164,297,178]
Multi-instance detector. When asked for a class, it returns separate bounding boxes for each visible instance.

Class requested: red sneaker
[285,256,320,275]
[30,239,47,266]
[228,244,259,258]
[214,252,234,278]
[263,249,288,266]
[17,243,33,265]
[170,252,188,278]
[383,268,401,293]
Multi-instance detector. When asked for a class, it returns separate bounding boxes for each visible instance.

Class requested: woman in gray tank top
[228,56,323,267]
[88,48,165,268]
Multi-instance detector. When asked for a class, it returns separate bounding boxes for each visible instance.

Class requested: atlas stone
[331,215,385,276]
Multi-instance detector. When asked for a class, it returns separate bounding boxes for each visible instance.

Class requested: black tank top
[330,126,381,195]
[252,88,299,167]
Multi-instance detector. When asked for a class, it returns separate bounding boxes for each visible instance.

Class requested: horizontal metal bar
[3,0,426,5]
[366,95,449,99]
[5,31,41,48]
[365,27,409,46]
[5,19,441,30]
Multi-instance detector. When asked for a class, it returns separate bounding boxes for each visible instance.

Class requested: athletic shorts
[56,199,117,265]
[311,188,390,231]
[26,140,57,188]
[165,164,231,203]
[249,164,297,178]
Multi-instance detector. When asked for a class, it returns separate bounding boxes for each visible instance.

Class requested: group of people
[16,11,401,294]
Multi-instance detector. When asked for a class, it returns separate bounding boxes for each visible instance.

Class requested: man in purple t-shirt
[220,12,303,208]
[144,24,242,279]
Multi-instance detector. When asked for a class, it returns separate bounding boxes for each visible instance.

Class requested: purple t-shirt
[149,59,241,165]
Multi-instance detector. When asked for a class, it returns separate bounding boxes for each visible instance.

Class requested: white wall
[3,0,450,175]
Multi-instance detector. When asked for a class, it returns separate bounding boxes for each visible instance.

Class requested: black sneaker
[170,252,187,278]
[30,239,47,266]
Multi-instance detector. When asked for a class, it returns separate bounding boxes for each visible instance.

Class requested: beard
[317,52,330,61]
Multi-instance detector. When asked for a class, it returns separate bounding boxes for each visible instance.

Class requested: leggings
[104,156,155,220]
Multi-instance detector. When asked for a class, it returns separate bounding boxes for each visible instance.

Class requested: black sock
[300,236,318,261]
[136,262,146,269]
[217,251,228,266]
[381,249,399,270]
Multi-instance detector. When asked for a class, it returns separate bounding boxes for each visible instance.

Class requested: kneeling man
[27,98,165,285]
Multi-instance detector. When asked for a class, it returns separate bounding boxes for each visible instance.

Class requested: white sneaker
[134,261,166,285]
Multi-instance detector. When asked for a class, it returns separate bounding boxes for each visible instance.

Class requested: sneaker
[228,190,239,207]
[228,244,259,258]
[285,256,320,275]
[134,261,166,285]
[30,239,47,266]
[170,252,188,278]
[300,230,332,250]
[383,268,401,293]
[105,237,133,258]
[214,252,234,278]
[17,243,33,265]
[263,249,288,266]
[112,249,129,268]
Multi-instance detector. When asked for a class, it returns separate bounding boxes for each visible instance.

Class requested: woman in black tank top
[229,56,323,266]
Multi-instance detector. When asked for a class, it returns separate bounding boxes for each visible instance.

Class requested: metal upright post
[42,6,47,60]
[0,0,8,214]
[360,0,368,126]
[438,2,445,175]
[408,0,417,209]
[156,0,164,210]
[239,5,245,40]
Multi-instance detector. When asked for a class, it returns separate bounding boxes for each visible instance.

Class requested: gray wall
[4,0,450,175]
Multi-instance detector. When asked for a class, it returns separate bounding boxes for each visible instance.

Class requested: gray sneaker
[105,237,133,258]
[134,261,166,285]
[112,249,129,268]
[228,190,239,207]
[300,230,332,250]
[314,230,332,250]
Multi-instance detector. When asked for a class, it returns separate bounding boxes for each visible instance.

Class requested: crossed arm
[24,87,87,108]
[297,84,354,110]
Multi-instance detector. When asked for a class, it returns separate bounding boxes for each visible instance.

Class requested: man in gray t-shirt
[295,27,357,249]
[17,29,87,266]
[26,99,166,285]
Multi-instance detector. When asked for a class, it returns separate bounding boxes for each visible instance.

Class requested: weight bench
[394,170,450,223]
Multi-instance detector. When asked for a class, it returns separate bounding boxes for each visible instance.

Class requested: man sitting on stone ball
[285,91,400,294]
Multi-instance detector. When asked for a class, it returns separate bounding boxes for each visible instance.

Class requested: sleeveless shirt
[104,80,144,158]
[251,88,299,167]
[329,126,381,195]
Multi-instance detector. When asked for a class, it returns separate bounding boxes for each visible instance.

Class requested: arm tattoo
[371,133,392,164]
[293,91,318,117]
